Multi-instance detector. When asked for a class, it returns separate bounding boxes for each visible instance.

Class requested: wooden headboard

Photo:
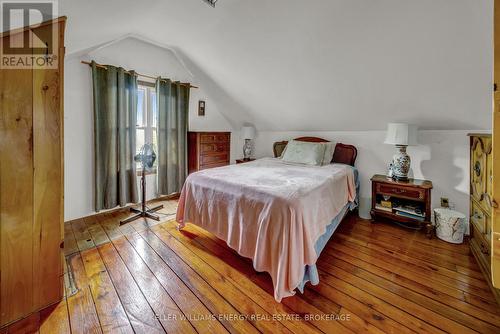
[273,137,358,166]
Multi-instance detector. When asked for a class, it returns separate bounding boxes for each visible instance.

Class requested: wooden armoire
[468,134,500,303]
[0,17,66,327]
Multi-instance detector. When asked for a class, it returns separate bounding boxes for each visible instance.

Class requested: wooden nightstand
[370,174,434,238]
[236,158,255,164]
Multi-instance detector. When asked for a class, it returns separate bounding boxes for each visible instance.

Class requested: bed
[176,137,358,302]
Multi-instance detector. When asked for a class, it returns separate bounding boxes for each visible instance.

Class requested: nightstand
[370,174,434,238]
[236,159,255,164]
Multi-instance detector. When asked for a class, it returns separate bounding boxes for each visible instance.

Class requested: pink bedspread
[176,158,356,302]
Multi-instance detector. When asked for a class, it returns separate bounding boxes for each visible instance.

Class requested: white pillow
[321,142,336,165]
[281,140,326,166]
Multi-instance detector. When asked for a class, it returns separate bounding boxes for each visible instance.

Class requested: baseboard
[64,193,180,225]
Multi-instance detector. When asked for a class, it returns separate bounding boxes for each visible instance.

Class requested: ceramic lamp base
[243,139,252,160]
[392,145,410,180]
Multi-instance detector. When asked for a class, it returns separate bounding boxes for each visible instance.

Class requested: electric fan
[120,143,164,225]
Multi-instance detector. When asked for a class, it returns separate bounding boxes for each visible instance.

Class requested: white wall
[236,130,480,221]
[64,37,235,220]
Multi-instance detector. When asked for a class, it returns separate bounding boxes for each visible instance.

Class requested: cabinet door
[492,0,500,288]
[471,137,492,211]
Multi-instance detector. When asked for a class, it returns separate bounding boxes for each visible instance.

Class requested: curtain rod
[81,60,199,89]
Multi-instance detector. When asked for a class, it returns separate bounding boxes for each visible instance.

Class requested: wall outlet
[440,197,450,208]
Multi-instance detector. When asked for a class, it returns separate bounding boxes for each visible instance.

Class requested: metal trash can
[434,208,466,244]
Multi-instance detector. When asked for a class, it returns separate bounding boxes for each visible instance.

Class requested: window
[136,83,158,169]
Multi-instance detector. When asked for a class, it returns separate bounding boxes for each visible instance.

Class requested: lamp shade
[384,123,418,146]
[241,126,256,140]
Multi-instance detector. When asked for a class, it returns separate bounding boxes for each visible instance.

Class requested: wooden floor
[3,199,500,333]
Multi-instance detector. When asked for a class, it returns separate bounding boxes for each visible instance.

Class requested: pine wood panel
[0,30,34,325]
[4,198,500,333]
[32,21,65,311]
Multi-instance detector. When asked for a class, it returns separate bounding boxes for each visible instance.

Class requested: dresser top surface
[371,174,433,189]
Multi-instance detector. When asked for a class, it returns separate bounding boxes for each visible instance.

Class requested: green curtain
[92,61,138,211]
[156,78,190,195]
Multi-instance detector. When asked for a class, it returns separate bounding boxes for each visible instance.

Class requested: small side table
[236,158,256,164]
[370,174,434,238]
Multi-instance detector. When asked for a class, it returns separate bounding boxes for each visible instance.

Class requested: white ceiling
[59,0,493,131]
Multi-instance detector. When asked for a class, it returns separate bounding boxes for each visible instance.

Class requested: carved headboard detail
[273,137,358,166]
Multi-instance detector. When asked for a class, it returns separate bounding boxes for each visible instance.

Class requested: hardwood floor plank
[71,219,95,252]
[320,254,500,330]
[137,228,260,334]
[97,242,165,333]
[182,225,400,333]
[327,240,495,302]
[65,253,102,334]
[298,288,386,334]
[152,224,300,334]
[64,222,79,256]
[309,275,416,334]
[80,248,133,333]
[334,232,490,290]
[39,300,71,334]
[326,241,500,315]
[162,222,325,334]
[111,237,197,334]
[317,269,446,334]
[318,261,482,333]
[125,231,229,333]
[339,223,481,271]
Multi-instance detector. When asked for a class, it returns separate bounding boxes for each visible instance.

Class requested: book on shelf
[395,211,425,222]
[375,204,392,213]
[393,205,425,218]
[380,200,392,208]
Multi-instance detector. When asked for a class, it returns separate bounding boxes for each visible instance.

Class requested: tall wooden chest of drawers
[188,132,231,174]
[468,133,500,303]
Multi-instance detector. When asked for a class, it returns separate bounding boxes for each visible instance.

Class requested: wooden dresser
[0,18,66,327]
[188,132,231,173]
[468,133,500,302]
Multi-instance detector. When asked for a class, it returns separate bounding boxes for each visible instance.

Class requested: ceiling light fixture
[203,0,218,7]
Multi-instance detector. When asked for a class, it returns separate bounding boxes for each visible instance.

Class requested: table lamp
[384,123,418,181]
[241,126,256,160]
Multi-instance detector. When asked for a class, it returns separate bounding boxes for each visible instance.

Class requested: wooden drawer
[200,153,229,165]
[200,143,229,155]
[200,133,230,143]
[470,223,491,267]
[470,201,489,234]
[376,183,425,200]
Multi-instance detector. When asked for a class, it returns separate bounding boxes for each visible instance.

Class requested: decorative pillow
[281,140,326,166]
[321,142,336,165]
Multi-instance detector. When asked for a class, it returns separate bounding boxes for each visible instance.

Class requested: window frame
[136,81,158,174]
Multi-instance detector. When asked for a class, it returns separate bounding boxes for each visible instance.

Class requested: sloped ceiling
[60,0,493,131]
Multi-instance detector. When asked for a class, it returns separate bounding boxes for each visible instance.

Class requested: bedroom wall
[61,0,493,223]
[64,37,236,221]
[235,130,481,221]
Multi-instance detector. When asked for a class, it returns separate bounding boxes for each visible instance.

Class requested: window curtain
[92,61,139,211]
[156,78,190,195]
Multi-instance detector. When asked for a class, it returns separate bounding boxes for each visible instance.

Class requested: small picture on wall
[198,100,206,116]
